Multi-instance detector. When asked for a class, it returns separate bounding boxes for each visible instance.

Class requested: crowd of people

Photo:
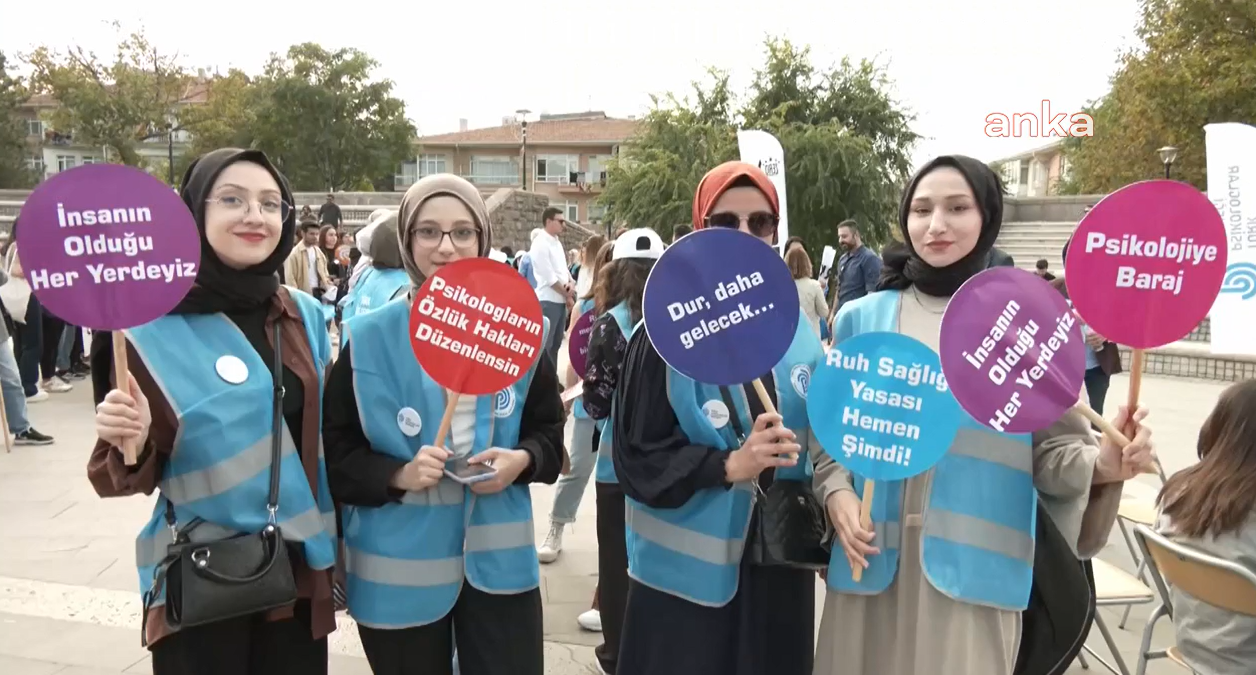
[40,141,1246,675]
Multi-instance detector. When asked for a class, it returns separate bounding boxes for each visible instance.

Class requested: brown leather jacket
[1050,276,1122,375]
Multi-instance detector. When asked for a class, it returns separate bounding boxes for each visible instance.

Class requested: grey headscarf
[397,174,493,287]
[366,211,403,269]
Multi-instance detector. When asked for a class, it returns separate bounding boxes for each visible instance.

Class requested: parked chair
[1116,495,1160,629]
[1080,558,1155,675]
[1132,524,1256,675]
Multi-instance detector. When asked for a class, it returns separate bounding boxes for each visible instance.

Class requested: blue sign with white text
[642,228,799,386]
[807,332,961,482]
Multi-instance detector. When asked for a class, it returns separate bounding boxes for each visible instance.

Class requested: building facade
[402,111,638,230]
[992,139,1069,197]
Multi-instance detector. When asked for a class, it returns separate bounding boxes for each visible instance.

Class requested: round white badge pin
[215,355,249,385]
[702,400,731,429]
[397,408,423,437]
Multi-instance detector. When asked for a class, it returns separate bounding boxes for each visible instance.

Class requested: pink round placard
[1064,180,1227,349]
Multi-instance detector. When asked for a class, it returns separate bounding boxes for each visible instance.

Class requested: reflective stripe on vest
[342,300,545,628]
[624,310,822,606]
[825,290,1037,611]
[594,302,634,484]
[571,298,595,420]
[342,267,410,322]
[127,290,338,606]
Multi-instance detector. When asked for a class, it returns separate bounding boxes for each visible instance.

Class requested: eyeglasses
[705,211,779,238]
[206,196,292,222]
[411,225,481,248]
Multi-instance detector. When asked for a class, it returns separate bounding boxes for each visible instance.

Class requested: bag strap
[267,320,284,521]
[717,386,747,445]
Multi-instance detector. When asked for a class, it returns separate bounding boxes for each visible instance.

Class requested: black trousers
[595,481,629,674]
[40,311,64,380]
[150,600,327,675]
[12,298,41,396]
[357,582,543,675]
[1084,367,1111,418]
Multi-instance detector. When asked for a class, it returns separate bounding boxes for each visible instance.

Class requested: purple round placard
[938,267,1087,434]
[568,309,596,377]
[16,164,200,331]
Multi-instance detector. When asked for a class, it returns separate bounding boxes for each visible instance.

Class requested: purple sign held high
[568,309,596,377]
[16,164,200,331]
[938,267,1087,434]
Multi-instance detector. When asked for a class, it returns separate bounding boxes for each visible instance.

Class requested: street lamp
[166,122,176,186]
[1158,145,1178,180]
[516,109,531,191]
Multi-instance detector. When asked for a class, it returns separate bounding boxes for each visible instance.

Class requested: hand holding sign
[1066,180,1226,420]
[939,267,1130,448]
[642,228,801,457]
[807,332,962,580]
[409,257,544,449]
[17,164,200,464]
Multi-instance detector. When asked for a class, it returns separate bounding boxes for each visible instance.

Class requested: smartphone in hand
[444,456,497,485]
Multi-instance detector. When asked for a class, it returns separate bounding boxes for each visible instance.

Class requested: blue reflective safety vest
[341,299,549,629]
[623,309,822,606]
[341,267,411,322]
[571,298,595,421]
[826,290,1036,611]
[128,288,339,608]
[594,302,635,485]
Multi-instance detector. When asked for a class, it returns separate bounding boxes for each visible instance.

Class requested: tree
[249,44,416,191]
[0,51,36,188]
[601,37,919,255]
[1059,0,1256,194]
[179,69,259,157]
[22,26,191,167]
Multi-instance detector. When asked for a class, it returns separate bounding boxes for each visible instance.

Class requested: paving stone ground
[0,365,1227,674]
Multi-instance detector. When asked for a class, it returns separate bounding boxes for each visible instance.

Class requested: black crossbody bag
[718,386,831,570]
[141,322,298,645]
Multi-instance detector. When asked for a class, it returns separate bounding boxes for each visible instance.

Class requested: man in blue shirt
[835,219,882,311]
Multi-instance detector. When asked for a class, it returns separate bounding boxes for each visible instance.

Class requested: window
[25,119,46,137]
[535,155,579,184]
[1018,161,1030,187]
[56,155,76,172]
[586,155,611,184]
[469,156,519,185]
[395,161,419,189]
[588,203,607,224]
[81,156,102,165]
[418,154,446,177]
[25,155,44,175]
[553,201,579,223]
[1058,154,1071,181]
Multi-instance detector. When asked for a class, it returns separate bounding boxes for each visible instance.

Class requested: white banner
[817,245,836,283]
[1206,122,1256,355]
[737,129,788,255]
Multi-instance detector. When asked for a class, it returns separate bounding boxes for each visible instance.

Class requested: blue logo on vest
[790,363,810,399]
[494,388,516,418]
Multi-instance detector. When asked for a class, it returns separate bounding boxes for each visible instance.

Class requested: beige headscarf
[397,174,493,287]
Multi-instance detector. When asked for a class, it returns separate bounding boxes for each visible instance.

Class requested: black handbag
[718,386,832,570]
[141,322,298,645]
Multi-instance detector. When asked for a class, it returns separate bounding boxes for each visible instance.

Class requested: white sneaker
[537,523,564,564]
[42,378,71,393]
[577,609,602,632]
[26,390,48,403]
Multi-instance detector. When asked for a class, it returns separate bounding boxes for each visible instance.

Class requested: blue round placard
[807,331,962,481]
[642,228,800,386]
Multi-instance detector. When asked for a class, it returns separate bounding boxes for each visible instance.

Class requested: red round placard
[409,257,545,395]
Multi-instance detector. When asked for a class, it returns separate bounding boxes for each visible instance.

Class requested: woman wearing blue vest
[338,210,410,322]
[612,162,819,675]
[812,155,1156,675]
[321,174,565,675]
[87,148,340,674]
[539,235,609,565]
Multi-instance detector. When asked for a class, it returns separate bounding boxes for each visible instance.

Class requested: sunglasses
[705,211,779,238]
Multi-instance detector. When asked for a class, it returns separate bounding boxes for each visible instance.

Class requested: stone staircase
[996,220,1256,383]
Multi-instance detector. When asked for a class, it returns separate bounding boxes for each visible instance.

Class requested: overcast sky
[2,0,1144,168]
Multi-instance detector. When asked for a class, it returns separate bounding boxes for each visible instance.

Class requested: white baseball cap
[612,228,666,261]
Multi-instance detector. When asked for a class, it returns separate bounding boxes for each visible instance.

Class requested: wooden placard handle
[113,332,137,465]
[433,392,459,450]
[851,478,875,582]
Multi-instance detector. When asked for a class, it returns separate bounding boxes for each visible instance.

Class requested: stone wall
[1004,194,1105,223]
[483,188,596,253]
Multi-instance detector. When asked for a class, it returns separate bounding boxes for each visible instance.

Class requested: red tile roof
[22,80,210,108]
[420,113,638,146]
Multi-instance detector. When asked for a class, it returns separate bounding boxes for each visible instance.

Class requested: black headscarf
[171,148,296,314]
[877,155,1005,297]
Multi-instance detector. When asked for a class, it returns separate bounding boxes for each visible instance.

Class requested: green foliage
[0,51,36,188]
[248,44,416,191]
[22,26,189,168]
[601,37,919,261]
[1059,0,1256,194]
[179,69,259,157]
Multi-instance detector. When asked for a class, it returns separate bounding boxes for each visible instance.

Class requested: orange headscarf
[691,161,781,229]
